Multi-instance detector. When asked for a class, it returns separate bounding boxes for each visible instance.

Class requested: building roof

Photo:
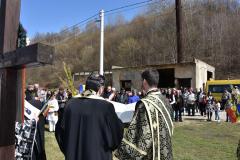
[112,58,214,71]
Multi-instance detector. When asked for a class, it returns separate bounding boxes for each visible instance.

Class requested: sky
[20,0,148,38]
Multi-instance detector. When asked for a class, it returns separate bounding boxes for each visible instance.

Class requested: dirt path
[175,111,228,126]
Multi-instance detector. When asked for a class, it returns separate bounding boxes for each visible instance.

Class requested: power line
[105,1,160,17]
[37,0,162,45]
[57,0,156,34]
[53,1,168,46]
[105,0,153,13]
[52,20,94,46]
[53,9,175,47]
[59,13,99,34]
[35,13,99,43]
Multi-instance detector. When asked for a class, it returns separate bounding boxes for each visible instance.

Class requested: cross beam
[0,43,54,69]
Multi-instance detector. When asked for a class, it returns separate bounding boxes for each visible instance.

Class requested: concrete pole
[99,10,104,75]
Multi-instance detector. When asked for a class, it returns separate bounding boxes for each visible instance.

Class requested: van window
[208,85,231,93]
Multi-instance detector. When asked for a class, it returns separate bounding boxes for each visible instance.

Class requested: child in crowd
[206,92,214,121]
[215,100,221,122]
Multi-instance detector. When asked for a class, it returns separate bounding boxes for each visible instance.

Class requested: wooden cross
[0,0,54,159]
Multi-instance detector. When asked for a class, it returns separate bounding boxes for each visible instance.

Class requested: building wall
[195,59,215,90]
[174,63,196,88]
[112,64,196,91]
[112,69,143,91]
[112,60,215,91]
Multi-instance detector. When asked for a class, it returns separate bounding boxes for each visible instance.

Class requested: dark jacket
[25,89,34,101]
[56,93,66,109]
[116,94,128,104]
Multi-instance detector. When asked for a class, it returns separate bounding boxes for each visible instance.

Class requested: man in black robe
[55,73,123,160]
[27,89,47,160]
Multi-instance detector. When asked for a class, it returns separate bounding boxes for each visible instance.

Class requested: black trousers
[226,112,230,122]
[221,100,227,110]
[207,111,213,121]
[199,103,206,116]
[174,105,183,121]
[187,104,195,116]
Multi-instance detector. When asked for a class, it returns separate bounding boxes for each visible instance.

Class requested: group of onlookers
[161,85,240,123]
[102,86,141,104]
[23,81,240,160]
[26,83,240,125]
[25,83,143,133]
[101,85,224,123]
[25,84,72,132]
[24,84,75,159]
[161,88,214,122]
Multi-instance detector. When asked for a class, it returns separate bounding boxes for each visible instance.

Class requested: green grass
[45,132,64,160]
[45,121,240,160]
[173,121,240,160]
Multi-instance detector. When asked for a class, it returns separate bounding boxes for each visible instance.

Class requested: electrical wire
[35,13,99,43]
[59,13,99,34]
[105,0,153,13]
[53,7,174,46]
[105,1,160,17]
[36,0,164,45]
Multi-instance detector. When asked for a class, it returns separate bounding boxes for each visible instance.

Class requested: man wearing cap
[55,73,123,160]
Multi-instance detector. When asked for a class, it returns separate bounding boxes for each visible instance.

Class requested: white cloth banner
[24,100,40,120]
[108,101,136,123]
[25,97,136,123]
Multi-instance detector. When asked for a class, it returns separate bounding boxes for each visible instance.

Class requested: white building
[112,58,215,91]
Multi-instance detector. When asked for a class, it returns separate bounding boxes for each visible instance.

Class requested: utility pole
[176,0,183,63]
[99,10,104,75]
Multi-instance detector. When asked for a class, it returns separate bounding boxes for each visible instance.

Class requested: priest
[114,70,174,160]
[55,73,123,160]
[26,85,47,160]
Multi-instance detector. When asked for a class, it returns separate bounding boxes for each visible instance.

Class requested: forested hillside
[27,0,240,87]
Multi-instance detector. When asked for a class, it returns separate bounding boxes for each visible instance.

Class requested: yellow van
[206,80,240,101]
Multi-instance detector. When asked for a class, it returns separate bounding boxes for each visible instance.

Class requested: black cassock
[28,99,47,160]
[55,97,124,160]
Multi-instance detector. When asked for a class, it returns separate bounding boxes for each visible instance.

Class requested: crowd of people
[24,77,240,160]
[102,85,239,123]
[160,85,240,123]
[25,83,240,133]
[24,84,77,159]
[25,84,70,131]
[24,70,174,160]
[25,84,143,133]
[160,88,220,122]
[102,86,141,104]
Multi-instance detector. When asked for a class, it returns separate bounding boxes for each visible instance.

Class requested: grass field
[45,120,240,160]
[173,121,240,160]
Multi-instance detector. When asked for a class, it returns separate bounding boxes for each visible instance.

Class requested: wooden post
[176,0,183,63]
[0,0,21,159]
[0,1,54,159]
